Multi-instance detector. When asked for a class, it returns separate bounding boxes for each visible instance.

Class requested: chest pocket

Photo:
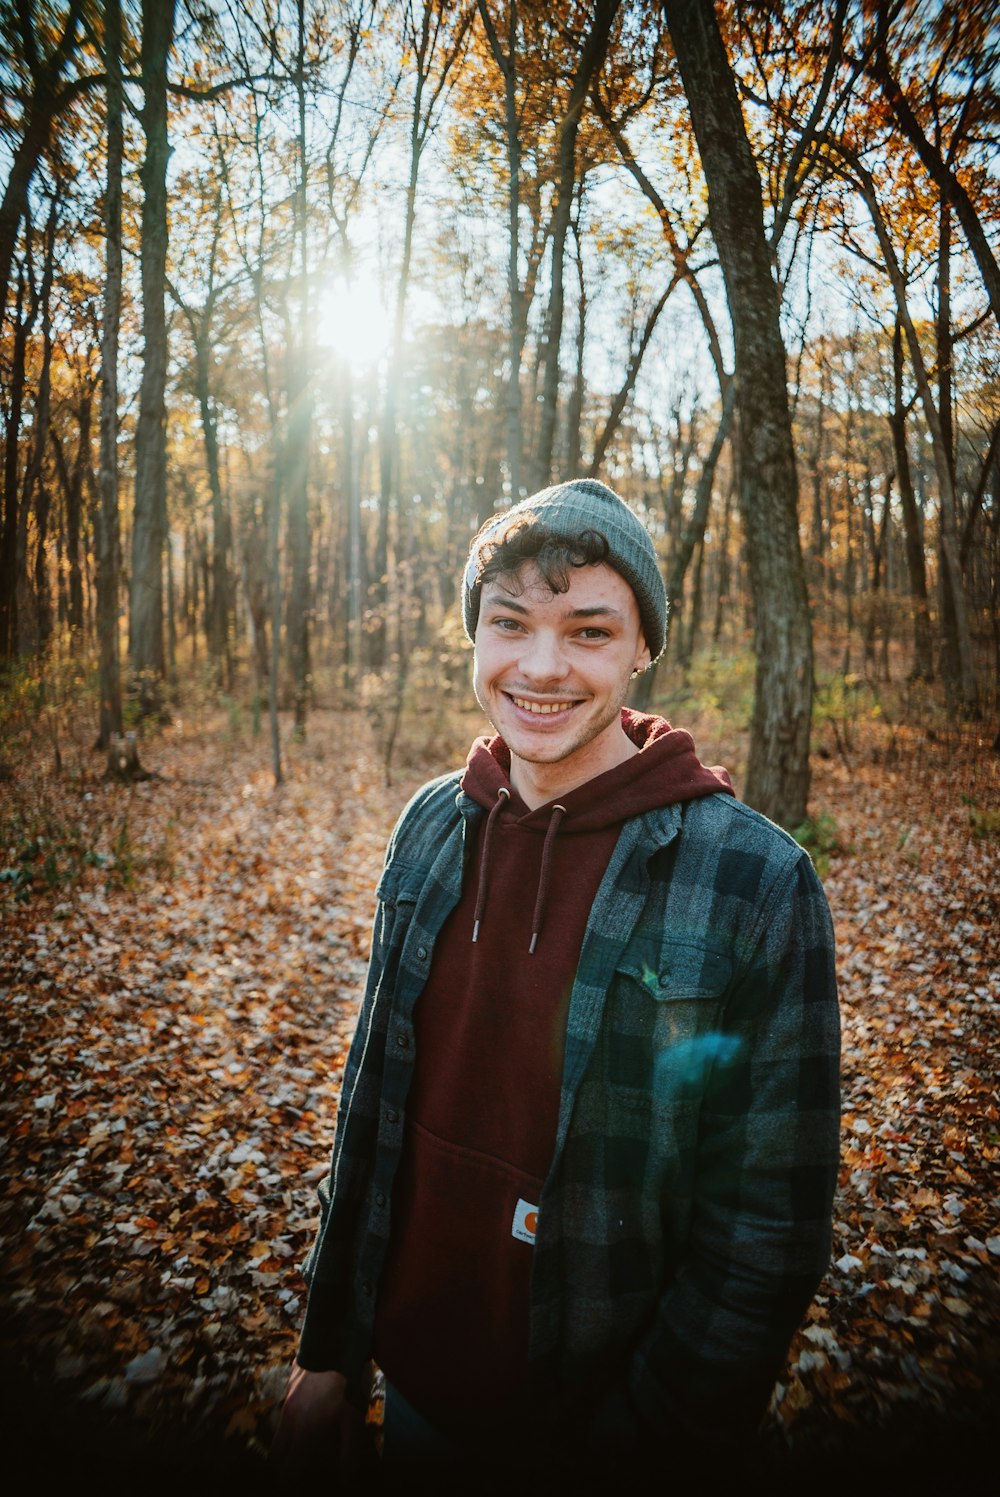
[610,936,736,1101]
[616,935,732,1002]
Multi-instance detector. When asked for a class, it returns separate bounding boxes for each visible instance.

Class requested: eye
[492,616,524,633]
[577,627,610,641]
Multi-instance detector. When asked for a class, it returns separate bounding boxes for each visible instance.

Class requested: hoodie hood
[460,708,733,830]
[459,709,733,953]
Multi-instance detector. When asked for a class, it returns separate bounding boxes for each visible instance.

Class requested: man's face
[473,561,651,788]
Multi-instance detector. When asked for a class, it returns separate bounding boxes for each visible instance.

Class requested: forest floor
[1,690,998,1490]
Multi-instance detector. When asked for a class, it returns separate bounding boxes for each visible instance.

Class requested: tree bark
[285,0,314,732]
[0,268,32,660]
[15,189,59,657]
[66,393,90,637]
[0,0,88,331]
[565,210,587,476]
[535,0,621,487]
[477,0,525,498]
[630,384,736,712]
[129,0,176,716]
[191,329,231,680]
[889,319,933,679]
[97,0,124,748]
[666,0,813,826]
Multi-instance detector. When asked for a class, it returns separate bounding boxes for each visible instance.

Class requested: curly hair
[473,513,611,597]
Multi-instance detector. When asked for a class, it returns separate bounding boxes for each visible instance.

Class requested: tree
[372,0,474,667]
[476,0,525,497]
[533,0,621,488]
[873,0,1000,329]
[129,0,176,718]
[664,0,814,827]
[96,0,123,748]
[0,0,98,332]
[167,184,235,686]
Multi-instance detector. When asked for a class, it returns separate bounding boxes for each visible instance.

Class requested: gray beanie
[463,479,667,661]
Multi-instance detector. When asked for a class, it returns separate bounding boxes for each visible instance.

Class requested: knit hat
[463,479,667,661]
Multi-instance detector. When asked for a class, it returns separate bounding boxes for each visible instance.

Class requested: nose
[518,628,569,684]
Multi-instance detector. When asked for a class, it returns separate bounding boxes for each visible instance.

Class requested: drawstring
[472,787,509,942]
[529,804,566,954]
[471,790,568,953]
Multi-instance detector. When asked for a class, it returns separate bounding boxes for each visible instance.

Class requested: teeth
[512,696,573,715]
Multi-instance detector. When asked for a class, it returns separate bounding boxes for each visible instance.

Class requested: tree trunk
[16,189,59,657]
[863,479,891,676]
[808,359,828,596]
[934,198,966,703]
[96,0,124,749]
[0,0,87,331]
[35,482,53,648]
[285,0,314,732]
[889,320,933,679]
[565,211,586,476]
[630,384,735,711]
[0,268,31,660]
[193,332,231,680]
[67,393,90,637]
[477,0,525,499]
[343,376,362,689]
[535,0,621,487]
[269,462,283,785]
[129,0,176,717]
[666,0,813,826]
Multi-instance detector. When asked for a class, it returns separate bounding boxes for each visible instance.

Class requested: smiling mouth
[507,694,579,716]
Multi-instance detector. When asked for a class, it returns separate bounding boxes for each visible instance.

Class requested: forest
[1,0,998,1486]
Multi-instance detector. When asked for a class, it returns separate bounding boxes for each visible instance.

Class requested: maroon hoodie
[372,711,732,1430]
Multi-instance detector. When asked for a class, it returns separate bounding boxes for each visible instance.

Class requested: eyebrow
[481,590,626,623]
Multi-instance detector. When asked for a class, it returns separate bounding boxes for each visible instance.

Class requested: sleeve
[627,850,840,1441]
[294,772,464,1378]
[294,882,396,1373]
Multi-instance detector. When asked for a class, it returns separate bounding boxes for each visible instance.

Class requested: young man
[274,480,840,1478]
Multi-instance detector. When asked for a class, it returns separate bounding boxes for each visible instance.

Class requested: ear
[634,637,652,674]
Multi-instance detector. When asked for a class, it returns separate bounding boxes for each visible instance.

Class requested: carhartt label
[512,1198,538,1245]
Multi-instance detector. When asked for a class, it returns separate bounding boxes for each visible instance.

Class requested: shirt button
[385,1108,398,1124]
[396,1033,409,1048]
[362,1280,373,1297]
[375,1192,386,1207]
[416,944,428,960]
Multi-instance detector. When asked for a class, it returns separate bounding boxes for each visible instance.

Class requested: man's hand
[270,1364,370,1479]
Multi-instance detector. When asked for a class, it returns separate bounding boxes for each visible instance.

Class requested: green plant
[791,811,842,877]
[0,813,106,901]
[149,816,179,878]
[221,694,245,742]
[967,804,1000,840]
[108,816,136,890]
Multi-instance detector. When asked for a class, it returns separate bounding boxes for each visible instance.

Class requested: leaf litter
[1,709,997,1482]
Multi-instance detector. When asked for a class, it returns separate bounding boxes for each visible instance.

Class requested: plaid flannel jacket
[299,770,840,1435]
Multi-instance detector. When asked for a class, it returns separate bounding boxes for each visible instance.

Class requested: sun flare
[314,270,394,369]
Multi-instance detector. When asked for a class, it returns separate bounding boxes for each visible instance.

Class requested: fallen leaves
[1,709,402,1465]
[1,708,997,1475]
[766,721,1000,1457]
